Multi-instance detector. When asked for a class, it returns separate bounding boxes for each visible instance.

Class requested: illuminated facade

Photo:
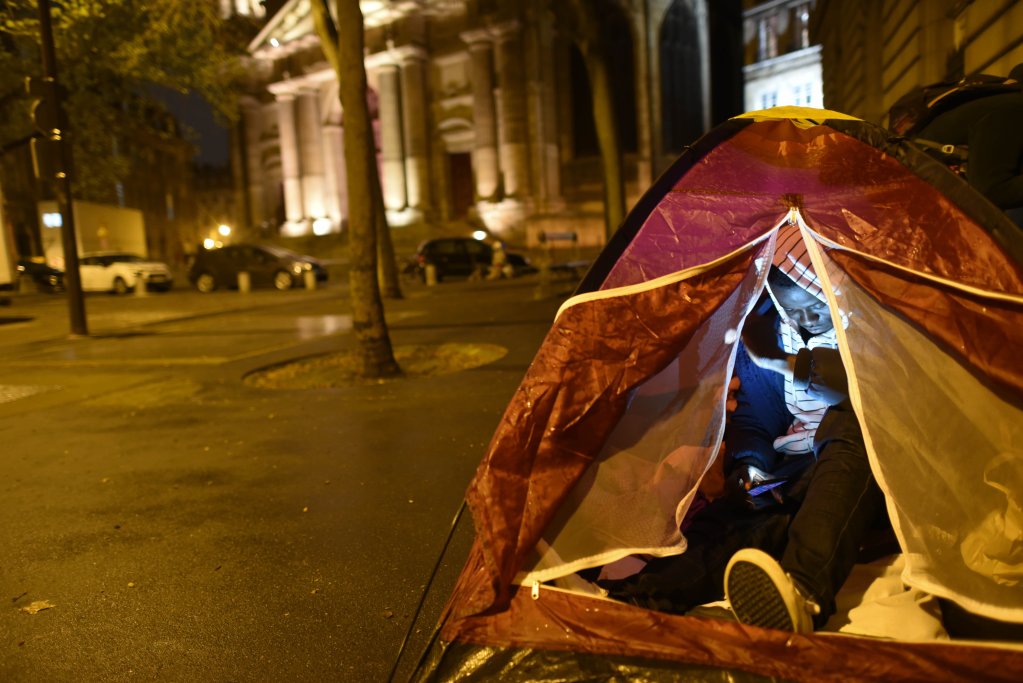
[742,1,823,112]
[218,0,266,19]
[812,0,1023,125]
[236,0,745,247]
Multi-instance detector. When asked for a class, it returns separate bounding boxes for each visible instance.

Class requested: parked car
[405,237,534,282]
[187,243,328,293]
[16,258,64,292]
[79,252,174,294]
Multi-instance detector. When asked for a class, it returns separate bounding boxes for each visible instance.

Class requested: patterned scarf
[768,225,840,456]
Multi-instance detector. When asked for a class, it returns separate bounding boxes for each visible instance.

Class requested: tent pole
[387,498,467,683]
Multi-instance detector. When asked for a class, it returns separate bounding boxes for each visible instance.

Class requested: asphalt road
[0,275,575,682]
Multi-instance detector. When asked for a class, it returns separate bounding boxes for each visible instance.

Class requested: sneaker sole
[725,549,801,632]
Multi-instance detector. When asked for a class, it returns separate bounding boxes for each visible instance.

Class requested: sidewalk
[0,274,573,682]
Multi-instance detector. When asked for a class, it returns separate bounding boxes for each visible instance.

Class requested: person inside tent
[601,228,889,633]
[722,241,887,634]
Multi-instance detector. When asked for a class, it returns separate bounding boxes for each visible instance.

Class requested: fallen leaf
[19,600,55,615]
[382,609,394,619]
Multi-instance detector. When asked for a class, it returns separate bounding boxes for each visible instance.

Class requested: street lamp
[218,224,231,237]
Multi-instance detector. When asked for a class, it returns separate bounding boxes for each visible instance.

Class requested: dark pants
[783,400,886,627]
[599,495,792,614]
[603,401,885,624]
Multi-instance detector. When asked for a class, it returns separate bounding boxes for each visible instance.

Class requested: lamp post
[34,0,86,335]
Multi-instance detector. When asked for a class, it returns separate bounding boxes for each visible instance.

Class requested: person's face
[774,286,834,335]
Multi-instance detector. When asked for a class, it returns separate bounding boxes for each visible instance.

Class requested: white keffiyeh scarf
[772,324,838,455]
[768,225,841,456]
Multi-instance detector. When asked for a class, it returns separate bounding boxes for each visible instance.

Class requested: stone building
[811,0,1023,125]
[235,0,744,249]
[743,0,823,111]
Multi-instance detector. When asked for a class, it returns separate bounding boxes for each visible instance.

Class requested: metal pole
[37,0,87,336]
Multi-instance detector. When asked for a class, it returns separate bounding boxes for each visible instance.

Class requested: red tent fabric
[419,108,1023,681]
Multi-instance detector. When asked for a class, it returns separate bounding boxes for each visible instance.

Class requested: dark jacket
[724,310,849,475]
[916,92,1023,210]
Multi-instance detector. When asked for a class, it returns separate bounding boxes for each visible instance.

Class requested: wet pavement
[0,274,577,682]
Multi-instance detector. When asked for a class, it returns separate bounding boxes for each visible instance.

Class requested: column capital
[460,28,493,46]
[490,20,521,41]
[267,66,336,98]
[365,43,428,70]
[396,46,428,65]
[267,83,297,101]
[462,21,521,47]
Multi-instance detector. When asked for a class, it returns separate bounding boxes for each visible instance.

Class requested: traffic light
[25,75,66,179]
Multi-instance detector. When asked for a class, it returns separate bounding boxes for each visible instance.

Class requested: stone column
[461,29,499,200]
[273,91,305,231]
[297,90,327,224]
[399,49,431,215]
[492,21,530,199]
[322,123,346,229]
[375,63,408,212]
[259,100,282,230]
[633,5,654,190]
[240,98,266,231]
[524,19,563,210]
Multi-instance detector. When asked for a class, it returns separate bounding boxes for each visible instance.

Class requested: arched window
[660,1,704,152]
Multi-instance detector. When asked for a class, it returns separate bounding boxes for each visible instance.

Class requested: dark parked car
[405,237,534,282]
[188,243,328,292]
[16,258,64,292]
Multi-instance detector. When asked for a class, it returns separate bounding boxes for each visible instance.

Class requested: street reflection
[294,314,352,339]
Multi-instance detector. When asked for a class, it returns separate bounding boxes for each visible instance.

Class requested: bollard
[19,274,38,294]
[425,263,438,286]
[134,272,148,297]
[237,271,251,293]
[533,260,553,300]
[303,269,316,290]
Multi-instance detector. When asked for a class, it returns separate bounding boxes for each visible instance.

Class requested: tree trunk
[372,168,403,298]
[551,0,627,242]
[313,0,400,378]
[584,51,626,241]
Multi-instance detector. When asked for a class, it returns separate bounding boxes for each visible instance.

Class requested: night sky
[157,88,230,168]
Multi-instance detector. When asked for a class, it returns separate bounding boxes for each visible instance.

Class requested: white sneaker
[724,548,820,633]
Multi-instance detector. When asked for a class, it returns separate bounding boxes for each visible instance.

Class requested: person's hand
[726,462,786,510]
[725,376,740,414]
[741,313,795,379]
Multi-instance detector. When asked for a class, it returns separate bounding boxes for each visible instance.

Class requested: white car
[78,252,174,294]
